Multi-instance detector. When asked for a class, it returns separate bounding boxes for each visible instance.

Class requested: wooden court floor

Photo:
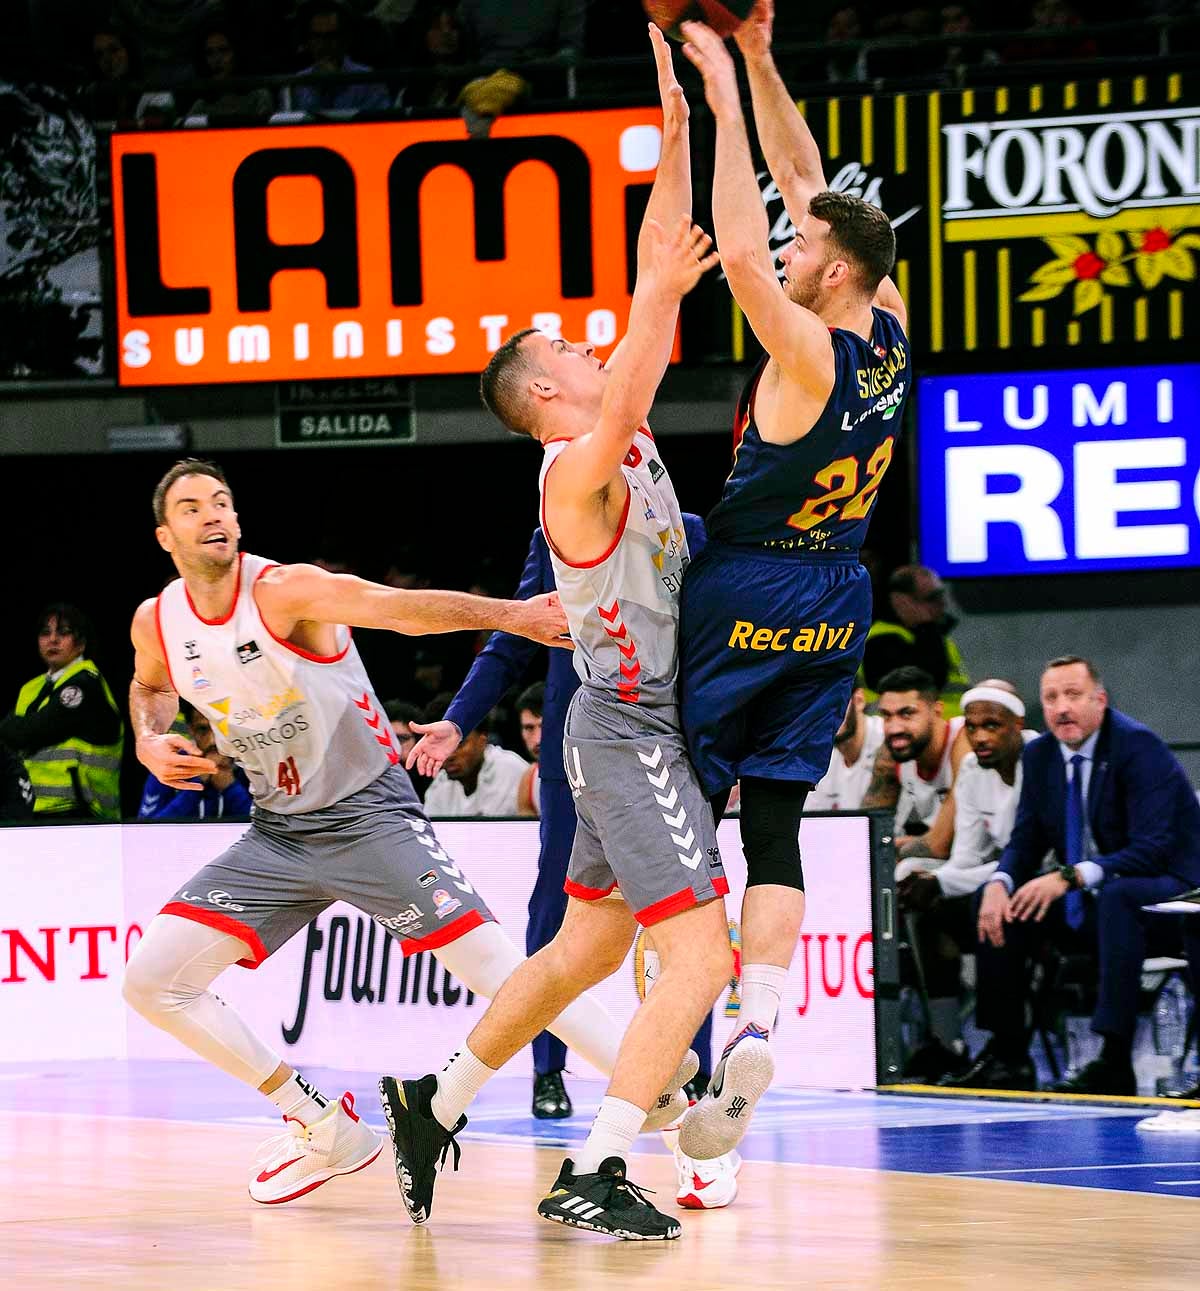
[2,1111,1197,1291]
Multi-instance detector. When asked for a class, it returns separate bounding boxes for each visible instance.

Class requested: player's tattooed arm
[254,563,573,649]
[129,598,217,790]
[861,742,901,811]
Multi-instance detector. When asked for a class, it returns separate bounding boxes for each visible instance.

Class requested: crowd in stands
[6,0,1191,134]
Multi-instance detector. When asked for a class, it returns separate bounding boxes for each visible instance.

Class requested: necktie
[1064,753,1086,930]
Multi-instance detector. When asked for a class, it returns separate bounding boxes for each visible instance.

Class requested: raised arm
[735,3,906,327]
[254,564,570,648]
[130,598,217,791]
[735,2,825,217]
[682,20,833,396]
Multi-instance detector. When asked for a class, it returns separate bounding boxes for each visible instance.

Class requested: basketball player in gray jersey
[380,27,731,1242]
[123,458,648,1207]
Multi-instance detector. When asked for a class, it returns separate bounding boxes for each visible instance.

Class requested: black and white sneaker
[537,1156,681,1241]
[377,1073,465,1224]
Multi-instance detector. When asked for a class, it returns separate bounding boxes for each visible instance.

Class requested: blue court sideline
[3,1060,1198,1200]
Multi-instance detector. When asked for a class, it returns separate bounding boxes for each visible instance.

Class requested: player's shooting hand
[406,720,462,778]
[136,731,218,791]
[734,0,774,61]
[977,880,1012,948]
[512,591,574,650]
[643,214,720,298]
[679,21,740,120]
[648,23,688,133]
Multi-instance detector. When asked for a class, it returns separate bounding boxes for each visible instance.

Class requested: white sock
[431,1046,496,1131]
[266,1071,331,1124]
[737,963,787,1035]
[575,1096,646,1175]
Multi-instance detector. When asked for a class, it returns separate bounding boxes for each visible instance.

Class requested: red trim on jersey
[916,716,964,784]
[540,455,632,570]
[153,593,178,693]
[252,564,352,664]
[184,552,243,625]
[635,425,655,442]
[398,908,491,956]
[635,876,730,928]
[564,877,619,902]
[161,901,269,968]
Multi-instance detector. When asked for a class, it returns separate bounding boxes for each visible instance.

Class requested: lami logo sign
[110,109,664,385]
[944,107,1200,221]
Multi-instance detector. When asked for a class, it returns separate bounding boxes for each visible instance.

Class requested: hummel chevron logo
[597,601,621,623]
[366,710,382,729]
[654,787,678,810]
[678,849,702,870]
[670,828,695,849]
[637,745,663,769]
[617,638,637,660]
[646,766,670,789]
[661,806,686,829]
[353,693,372,711]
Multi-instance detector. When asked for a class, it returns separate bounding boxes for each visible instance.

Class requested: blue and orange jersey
[707,307,910,552]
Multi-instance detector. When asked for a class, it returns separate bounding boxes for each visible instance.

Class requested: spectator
[862,666,968,853]
[860,565,971,717]
[939,3,1000,76]
[85,24,141,122]
[400,0,469,108]
[897,680,1034,1078]
[420,696,533,817]
[0,740,34,820]
[293,1,391,114]
[0,604,124,821]
[187,23,276,118]
[515,680,544,816]
[138,708,252,820]
[825,5,869,82]
[1007,0,1100,62]
[806,686,885,811]
[458,0,586,67]
[954,656,1200,1093]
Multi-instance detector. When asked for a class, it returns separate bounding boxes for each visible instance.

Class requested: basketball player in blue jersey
[676,8,911,1159]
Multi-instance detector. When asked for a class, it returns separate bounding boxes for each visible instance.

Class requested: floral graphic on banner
[1019,218,1200,316]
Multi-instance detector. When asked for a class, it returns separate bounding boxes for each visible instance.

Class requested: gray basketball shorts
[562,689,727,927]
[160,765,494,968]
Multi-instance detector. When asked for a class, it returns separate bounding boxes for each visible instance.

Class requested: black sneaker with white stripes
[377,1073,465,1224]
[537,1156,681,1241]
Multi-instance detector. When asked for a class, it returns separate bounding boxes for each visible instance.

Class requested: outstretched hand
[406,719,462,778]
[648,22,688,134]
[642,213,720,298]
[680,20,741,120]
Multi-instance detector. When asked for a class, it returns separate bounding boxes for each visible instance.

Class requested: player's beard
[784,258,832,313]
[886,729,931,764]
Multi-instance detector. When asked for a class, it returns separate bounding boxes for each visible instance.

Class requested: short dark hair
[152,458,230,525]
[1043,655,1104,687]
[37,602,94,649]
[480,329,541,437]
[516,681,545,717]
[877,666,939,703]
[383,698,422,727]
[808,191,896,293]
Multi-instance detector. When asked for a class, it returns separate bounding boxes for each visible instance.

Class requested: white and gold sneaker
[249,1091,382,1204]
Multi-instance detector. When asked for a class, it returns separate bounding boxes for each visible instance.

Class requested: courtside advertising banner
[1,815,877,1087]
[109,108,668,385]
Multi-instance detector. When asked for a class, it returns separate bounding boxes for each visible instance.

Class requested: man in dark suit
[407,515,713,1119]
[946,655,1200,1095]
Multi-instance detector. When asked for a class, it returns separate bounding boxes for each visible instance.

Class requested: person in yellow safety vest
[0,604,124,820]
[859,565,970,717]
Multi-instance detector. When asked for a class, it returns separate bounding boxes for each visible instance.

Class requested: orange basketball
[644,0,756,40]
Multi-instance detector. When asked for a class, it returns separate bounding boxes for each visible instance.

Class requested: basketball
[643,0,757,40]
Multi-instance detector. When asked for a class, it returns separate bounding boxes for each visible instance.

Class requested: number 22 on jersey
[787,437,895,532]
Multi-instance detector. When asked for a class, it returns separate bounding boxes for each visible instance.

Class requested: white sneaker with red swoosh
[659,1124,741,1209]
[249,1092,382,1204]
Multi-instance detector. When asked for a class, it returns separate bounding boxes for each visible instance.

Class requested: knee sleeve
[740,776,810,891]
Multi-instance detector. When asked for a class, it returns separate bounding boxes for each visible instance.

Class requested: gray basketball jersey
[539,429,689,710]
[157,552,400,813]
